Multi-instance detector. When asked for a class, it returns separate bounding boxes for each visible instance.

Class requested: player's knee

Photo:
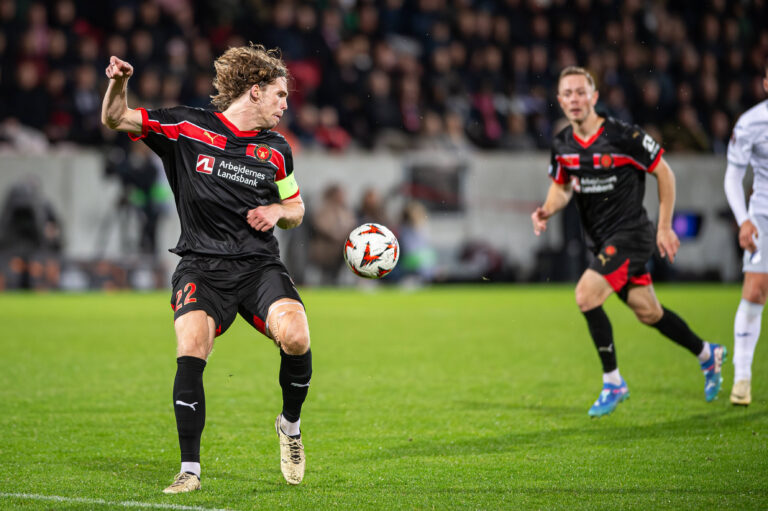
[177,335,212,359]
[743,286,767,305]
[278,312,310,355]
[635,304,663,325]
[575,286,598,311]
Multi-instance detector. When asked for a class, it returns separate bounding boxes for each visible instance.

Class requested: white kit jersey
[728,100,768,217]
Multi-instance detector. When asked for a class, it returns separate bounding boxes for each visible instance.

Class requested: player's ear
[250,83,261,102]
[591,89,599,105]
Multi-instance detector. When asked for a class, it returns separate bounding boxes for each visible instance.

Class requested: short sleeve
[620,125,664,173]
[272,142,300,200]
[128,106,189,158]
[548,148,570,184]
[727,117,753,168]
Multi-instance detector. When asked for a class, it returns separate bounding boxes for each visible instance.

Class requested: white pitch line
[0,492,236,511]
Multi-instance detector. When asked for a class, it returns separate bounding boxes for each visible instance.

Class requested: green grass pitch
[1,284,766,510]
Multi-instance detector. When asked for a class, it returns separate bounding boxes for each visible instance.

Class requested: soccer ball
[343,223,399,279]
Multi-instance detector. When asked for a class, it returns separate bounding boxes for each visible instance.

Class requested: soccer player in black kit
[102,45,311,492]
[531,67,726,417]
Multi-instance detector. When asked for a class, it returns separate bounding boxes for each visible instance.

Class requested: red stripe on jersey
[145,119,228,149]
[603,258,630,292]
[551,154,579,184]
[573,125,605,149]
[555,154,580,168]
[610,154,649,172]
[252,315,266,334]
[647,148,665,173]
[269,147,287,179]
[214,112,261,137]
[551,162,567,184]
[629,273,652,286]
[128,107,150,141]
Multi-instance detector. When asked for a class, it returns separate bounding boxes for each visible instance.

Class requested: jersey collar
[572,124,605,149]
[214,112,261,137]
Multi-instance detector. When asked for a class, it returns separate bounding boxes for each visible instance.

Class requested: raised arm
[650,157,681,262]
[101,56,143,134]
[531,180,573,236]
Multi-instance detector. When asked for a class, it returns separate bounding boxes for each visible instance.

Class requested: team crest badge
[253,144,272,161]
[600,154,613,169]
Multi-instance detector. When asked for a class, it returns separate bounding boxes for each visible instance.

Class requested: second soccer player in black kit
[102,45,311,492]
[531,67,726,417]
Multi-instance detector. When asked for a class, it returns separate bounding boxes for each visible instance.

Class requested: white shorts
[743,214,768,273]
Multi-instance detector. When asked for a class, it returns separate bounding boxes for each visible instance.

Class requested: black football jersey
[129,106,300,258]
[547,117,664,246]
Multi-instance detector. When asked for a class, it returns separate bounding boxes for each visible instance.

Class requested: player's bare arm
[101,56,143,134]
[532,181,573,236]
[247,196,305,232]
[650,157,681,262]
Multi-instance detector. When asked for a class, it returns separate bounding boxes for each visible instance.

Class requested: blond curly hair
[211,43,289,111]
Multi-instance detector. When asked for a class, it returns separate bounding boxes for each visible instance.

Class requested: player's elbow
[102,111,122,130]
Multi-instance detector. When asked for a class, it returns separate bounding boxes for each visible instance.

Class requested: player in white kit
[724,63,768,406]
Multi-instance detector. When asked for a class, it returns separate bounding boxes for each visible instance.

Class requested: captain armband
[276,173,299,200]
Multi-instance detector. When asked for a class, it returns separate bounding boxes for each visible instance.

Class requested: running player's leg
[625,282,726,402]
[575,269,629,417]
[732,272,768,405]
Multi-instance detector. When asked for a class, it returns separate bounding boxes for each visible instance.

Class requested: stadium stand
[0,0,766,153]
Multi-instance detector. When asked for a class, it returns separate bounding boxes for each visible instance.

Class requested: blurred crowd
[1,0,767,154]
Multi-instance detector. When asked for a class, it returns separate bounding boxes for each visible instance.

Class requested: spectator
[397,201,437,285]
[0,0,766,154]
[357,188,391,226]
[308,184,356,285]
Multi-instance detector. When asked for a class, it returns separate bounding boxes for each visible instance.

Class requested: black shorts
[170,254,303,337]
[588,226,655,296]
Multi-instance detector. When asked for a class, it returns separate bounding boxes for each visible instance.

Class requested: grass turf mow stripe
[0,492,235,510]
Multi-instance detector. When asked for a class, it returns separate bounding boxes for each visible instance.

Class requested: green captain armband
[276,173,299,199]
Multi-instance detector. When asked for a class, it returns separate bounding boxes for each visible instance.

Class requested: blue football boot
[588,379,630,417]
[701,343,727,402]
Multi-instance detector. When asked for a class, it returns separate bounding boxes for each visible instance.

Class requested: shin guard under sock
[173,356,206,463]
[583,306,617,373]
[651,307,705,356]
[279,348,312,423]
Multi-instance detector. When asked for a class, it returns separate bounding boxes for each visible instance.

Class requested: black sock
[651,307,705,356]
[583,306,617,372]
[173,356,206,463]
[279,348,312,424]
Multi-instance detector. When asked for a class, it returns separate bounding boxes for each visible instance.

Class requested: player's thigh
[174,310,217,359]
[236,260,305,345]
[742,272,768,304]
[575,269,614,311]
[625,283,663,324]
[170,257,238,349]
[586,230,653,299]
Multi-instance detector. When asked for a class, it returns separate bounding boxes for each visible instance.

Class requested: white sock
[602,369,622,386]
[180,462,200,477]
[280,415,301,437]
[734,299,763,381]
[697,341,711,363]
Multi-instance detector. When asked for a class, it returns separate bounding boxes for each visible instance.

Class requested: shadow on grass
[357,406,768,459]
